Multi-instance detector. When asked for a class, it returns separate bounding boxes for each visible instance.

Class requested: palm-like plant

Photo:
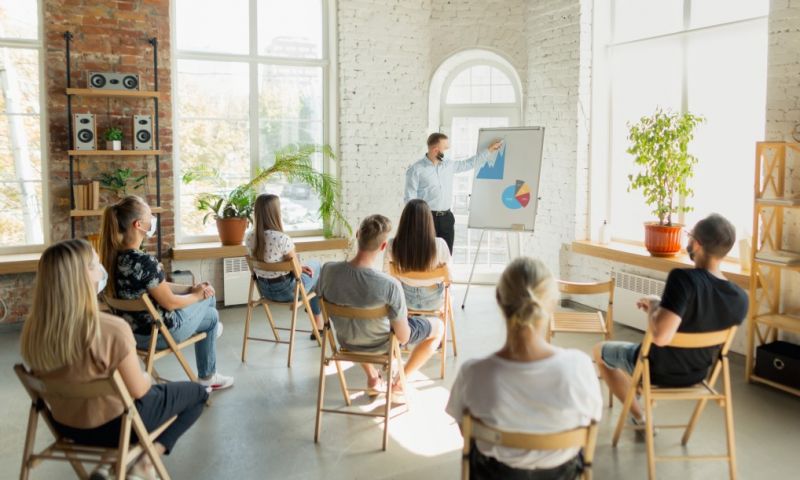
[185,144,350,237]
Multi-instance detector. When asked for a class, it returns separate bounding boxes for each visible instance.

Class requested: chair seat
[551,311,606,334]
[650,382,720,400]
[252,291,317,307]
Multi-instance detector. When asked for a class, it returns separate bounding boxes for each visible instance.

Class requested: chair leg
[66,456,89,480]
[145,326,158,375]
[642,369,656,480]
[681,399,708,446]
[262,303,280,342]
[447,293,458,356]
[383,346,395,451]
[19,404,38,480]
[612,363,642,446]
[314,328,329,443]
[116,414,133,480]
[440,312,447,379]
[287,286,300,368]
[165,332,198,383]
[241,301,253,363]
[301,289,322,347]
[722,358,737,480]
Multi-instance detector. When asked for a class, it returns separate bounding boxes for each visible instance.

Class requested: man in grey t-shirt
[316,214,443,392]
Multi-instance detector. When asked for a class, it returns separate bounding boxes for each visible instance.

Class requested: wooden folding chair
[104,292,207,383]
[388,262,456,379]
[241,256,321,367]
[314,299,408,451]
[612,327,738,480]
[14,364,175,480]
[549,279,615,406]
[461,413,598,480]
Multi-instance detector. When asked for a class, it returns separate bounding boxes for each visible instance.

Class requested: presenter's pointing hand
[488,139,503,152]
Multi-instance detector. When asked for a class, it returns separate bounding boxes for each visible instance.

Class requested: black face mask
[436,152,444,160]
[687,243,695,261]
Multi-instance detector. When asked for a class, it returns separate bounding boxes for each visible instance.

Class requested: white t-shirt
[244,229,294,279]
[445,347,603,470]
[383,237,451,287]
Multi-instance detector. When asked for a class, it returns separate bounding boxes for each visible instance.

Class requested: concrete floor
[1,285,798,479]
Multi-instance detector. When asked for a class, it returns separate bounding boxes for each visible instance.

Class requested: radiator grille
[224,257,248,274]
[614,271,665,296]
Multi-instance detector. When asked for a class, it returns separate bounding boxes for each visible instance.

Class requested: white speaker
[73,114,96,150]
[133,115,153,150]
[87,72,140,91]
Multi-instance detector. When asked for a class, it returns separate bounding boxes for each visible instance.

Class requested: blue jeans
[135,296,219,379]
[403,283,444,311]
[255,259,321,316]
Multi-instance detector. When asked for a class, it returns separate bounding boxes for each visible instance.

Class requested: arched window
[429,50,523,281]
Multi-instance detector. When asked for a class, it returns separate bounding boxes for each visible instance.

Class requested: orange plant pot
[644,222,683,257]
[216,217,248,246]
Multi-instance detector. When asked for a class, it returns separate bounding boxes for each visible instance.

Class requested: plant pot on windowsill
[106,140,121,150]
[644,222,683,257]
[216,217,249,246]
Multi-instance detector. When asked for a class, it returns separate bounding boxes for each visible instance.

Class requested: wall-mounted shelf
[68,149,163,156]
[70,207,165,218]
[66,87,161,99]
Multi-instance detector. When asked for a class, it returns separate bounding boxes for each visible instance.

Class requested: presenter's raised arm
[403,166,419,204]
[453,139,503,174]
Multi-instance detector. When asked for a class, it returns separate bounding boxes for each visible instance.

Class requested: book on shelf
[71,181,100,210]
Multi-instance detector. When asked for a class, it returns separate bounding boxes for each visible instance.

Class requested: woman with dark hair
[245,193,323,338]
[383,198,451,311]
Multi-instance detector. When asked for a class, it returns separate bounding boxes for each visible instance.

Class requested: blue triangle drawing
[477,143,506,180]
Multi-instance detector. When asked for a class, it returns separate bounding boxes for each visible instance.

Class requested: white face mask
[96,263,108,294]
[145,217,158,238]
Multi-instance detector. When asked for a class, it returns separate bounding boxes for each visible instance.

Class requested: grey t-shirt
[315,261,407,353]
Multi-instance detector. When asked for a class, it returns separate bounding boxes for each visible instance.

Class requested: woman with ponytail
[100,196,233,390]
[21,239,208,479]
[446,257,602,479]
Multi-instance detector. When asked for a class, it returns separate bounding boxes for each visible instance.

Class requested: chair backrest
[247,255,303,279]
[103,293,162,323]
[388,262,451,285]
[321,299,390,320]
[557,279,614,296]
[640,326,737,358]
[14,363,134,413]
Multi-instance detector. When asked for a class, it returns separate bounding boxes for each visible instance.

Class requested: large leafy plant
[627,108,705,226]
[99,168,146,197]
[183,144,350,237]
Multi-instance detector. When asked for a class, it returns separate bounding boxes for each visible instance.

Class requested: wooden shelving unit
[65,32,164,258]
[745,141,800,397]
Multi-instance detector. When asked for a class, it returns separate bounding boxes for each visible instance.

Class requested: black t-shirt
[113,249,176,335]
[647,268,748,387]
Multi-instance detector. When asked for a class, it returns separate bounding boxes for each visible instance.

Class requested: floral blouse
[114,249,177,335]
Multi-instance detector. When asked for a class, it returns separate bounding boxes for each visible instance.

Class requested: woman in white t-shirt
[245,194,323,336]
[384,199,451,311]
[446,257,602,479]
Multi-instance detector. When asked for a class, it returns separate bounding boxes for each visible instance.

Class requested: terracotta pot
[644,222,683,257]
[216,217,248,246]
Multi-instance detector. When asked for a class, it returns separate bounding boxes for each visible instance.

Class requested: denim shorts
[406,316,434,345]
[403,284,445,311]
[600,341,640,375]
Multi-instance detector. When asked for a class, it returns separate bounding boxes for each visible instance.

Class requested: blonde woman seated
[245,193,323,339]
[100,196,233,390]
[383,199,451,311]
[446,257,602,480]
[20,240,208,480]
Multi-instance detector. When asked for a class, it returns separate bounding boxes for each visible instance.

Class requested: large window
[0,0,45,252]
[174,0,328,241]
[593,1,768,250]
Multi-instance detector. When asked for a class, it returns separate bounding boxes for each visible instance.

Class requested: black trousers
[51,382,208,454]
[432,210,456,254]
[469,443,583,480]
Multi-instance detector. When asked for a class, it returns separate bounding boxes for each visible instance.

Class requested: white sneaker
[198,372,234,391]
[216,322,224,339]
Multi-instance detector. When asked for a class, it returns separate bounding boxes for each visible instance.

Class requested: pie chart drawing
[501,180,532,210]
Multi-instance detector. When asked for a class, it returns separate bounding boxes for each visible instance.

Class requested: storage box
[755,341,800,390]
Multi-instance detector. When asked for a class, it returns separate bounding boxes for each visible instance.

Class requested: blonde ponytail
[99,196,147,297]
[496,257,558,333]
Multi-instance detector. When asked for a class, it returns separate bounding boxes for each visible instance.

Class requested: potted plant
[104,126,123,151]
[184,144,350,246]
[99,167,147,199]
[627,108,704,257]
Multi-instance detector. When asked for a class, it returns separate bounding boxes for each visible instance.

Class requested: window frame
[0,0,49,254]
[590,0,768,245]
[171,0,336,244]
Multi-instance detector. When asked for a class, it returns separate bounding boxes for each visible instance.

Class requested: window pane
[446,66,515,105]
[471,65,490,85]
[176,0,249,54]
[177,60,250,237]
[491,85,515,103]
[0,0,38,39]
[613,0,683,43]
[0,181,43,245]
[686,20,767,253]
[0,48,40,115]
[690,0,768,29]
[609,38,682,241]
[258,0,323,59]
[258,65,323,231]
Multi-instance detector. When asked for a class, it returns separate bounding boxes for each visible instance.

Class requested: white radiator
[614,271,666,332]
[223,257,250,306]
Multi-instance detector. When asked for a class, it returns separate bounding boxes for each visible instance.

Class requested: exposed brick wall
[0,0,171,324]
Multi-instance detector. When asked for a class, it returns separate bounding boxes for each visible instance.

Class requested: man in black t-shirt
[593,214,749,427]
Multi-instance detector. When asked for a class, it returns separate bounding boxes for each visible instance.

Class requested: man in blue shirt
[403,133,502,253]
